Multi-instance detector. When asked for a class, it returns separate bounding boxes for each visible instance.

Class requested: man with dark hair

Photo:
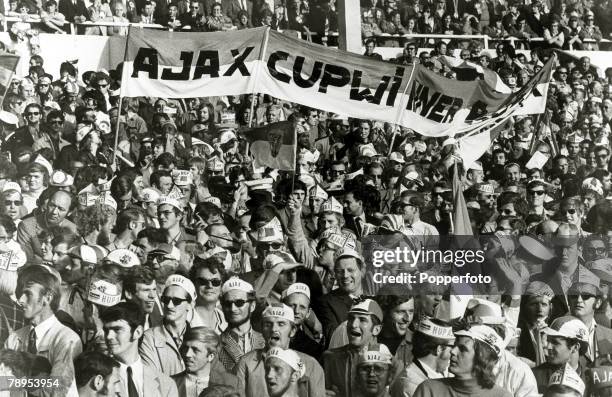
[108,207,146,250]
[123,265,162,330]
[4,265,83,395]
[100,301,178,396]
[150,170,173,195]
[531,316,590,394]
[343,187,379,238]
[413,325,512,397]
[5,103,43,155]
[74,351,121,397]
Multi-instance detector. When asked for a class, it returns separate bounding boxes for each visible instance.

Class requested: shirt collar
[33,314,57,337]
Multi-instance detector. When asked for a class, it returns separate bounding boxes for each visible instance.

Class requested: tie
[27,328,37,355]
[127,366,138,397]
[355,217,362,237]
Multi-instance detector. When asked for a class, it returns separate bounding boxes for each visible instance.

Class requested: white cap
[34,155,53,177]
[87,278,122,307]
[172,170,193,186]
[221,276,254,295]
[264,251,300,271]
[262,303,295,323]
[548,363,585,395]
[76,125,93,143]
[468,161,483,171]
[282,283,311,300]
[543,316,589,343]
[202,196,221,209]
[206,156,225,172]
[265,348,304,376]
[389,152,405,163]
[310,185,328,201]
[321,197,343,214]
[0,241,27,272]
[104,249,140,268]
[2,182,21,193]
[583,177,604,196]
[219,130,237,145]
[50,170,74,187]
[358,143,377,157]
[357,344,393,365]
[416,317,455,341]
[164,274,197,302]
[97,191,117,210]
[455,325,504,357]
[158,195,183,212]
[141,188,160,203]
[0,111,18,126]
[255,217,284,243]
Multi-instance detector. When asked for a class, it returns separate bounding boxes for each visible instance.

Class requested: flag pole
[387,64,416,157]
[112,24,131,167]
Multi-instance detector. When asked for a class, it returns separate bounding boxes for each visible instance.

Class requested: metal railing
[3,16,612,51]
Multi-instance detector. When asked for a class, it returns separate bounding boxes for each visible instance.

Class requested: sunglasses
[26,112,40,116]
[259,242,283,250]
[568,293,596,301]
[563,208,577,215]
[528,190,545,196]
[4,200,22,206]
[501,209,514,215]
[49,120,63,125]
[221,299,250,308]
[196,277,222,287]
[160,296,189,306]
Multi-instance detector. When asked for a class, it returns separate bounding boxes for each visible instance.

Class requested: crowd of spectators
[1,1,612,396]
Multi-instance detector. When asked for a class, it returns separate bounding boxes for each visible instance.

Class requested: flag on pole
[0,54,20,105]
[245,121,296,171]
[451,163,473,236]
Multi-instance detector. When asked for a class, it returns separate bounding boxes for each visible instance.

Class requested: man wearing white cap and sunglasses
[235,303,325,397]
[413,325,511,397]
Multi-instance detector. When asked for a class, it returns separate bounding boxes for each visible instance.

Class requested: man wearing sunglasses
[140,274,197,376]
[218,277,264,372]
[526,179,549,218]
[5,103,43,155]
[567,272,612,366]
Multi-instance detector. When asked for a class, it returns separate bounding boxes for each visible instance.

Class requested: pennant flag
[451,163,472,236]
[245,121,296,171]
[0,54,20,104]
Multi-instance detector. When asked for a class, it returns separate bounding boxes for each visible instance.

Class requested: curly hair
[472,339,499,389]
[73,204,114,236]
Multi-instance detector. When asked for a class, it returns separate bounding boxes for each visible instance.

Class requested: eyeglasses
[358,365,388,375]
[4,200,22,206]
[528,190,545,196]
[585,247,606,254]
[196,277,222,287]
[26,112,40,116]
[160,296,189,306]
[221,299,250,308]
[49,120,63,125]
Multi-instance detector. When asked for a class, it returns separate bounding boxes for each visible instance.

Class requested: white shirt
[184,373,209,397]
[118,358,144,397]
[31,314,57,350]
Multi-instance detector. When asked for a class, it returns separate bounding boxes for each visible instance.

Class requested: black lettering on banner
[386,67,404,107]
[350,70,375,102]
[160,51,194,81]
[406,81,425,111]
[318,64,350,93]
[131,48,159,79]
[193,51,220,79]
[371,76,391,105]
[441,98,463,123]
[428,94,455,123]
[223,47,254,77]
[293,56,323,88]
[267,51,291,84]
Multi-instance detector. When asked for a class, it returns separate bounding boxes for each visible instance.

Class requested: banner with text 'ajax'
[121,27,266,98]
